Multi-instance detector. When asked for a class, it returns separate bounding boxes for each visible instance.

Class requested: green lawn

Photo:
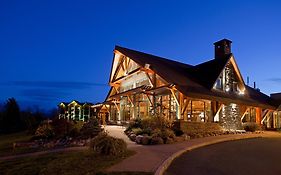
[0,131,38,156]
[0,150,152,175]
[0,132,153,175]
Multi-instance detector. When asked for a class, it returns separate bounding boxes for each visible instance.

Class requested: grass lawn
[0,131,39,157]
[0,150,152,175]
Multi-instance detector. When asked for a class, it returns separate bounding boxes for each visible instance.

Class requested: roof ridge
[115,45,193,68]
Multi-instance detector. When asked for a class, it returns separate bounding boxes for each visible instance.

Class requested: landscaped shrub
[151,128,175,143]
[126,116,173,134]
[173,128,184,136]
[34,122,55,139]
[151,136,164,145]
[160,129,176,143]
[90,132,127,156]
[177,121,223,138]
[125,118,142,133]
[141,117,173,130]
[80,118,102,139]
[131,128,143,135]
[243,122,260,132]
[51,118,75,138]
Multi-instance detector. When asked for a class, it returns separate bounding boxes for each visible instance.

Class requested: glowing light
[225,87,230,92]
[238,89,245,95]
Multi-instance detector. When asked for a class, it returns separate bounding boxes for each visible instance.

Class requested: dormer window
[215,76,223,90]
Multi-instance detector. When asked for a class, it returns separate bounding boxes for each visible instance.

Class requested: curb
[154,135,262,175]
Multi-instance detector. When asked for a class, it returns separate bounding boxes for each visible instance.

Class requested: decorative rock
[129,134,137,142]
[151,137,164,145]
[136,135,143,144]
[141,136,151,145]
[165,137,174,144]
[182,134,191,141]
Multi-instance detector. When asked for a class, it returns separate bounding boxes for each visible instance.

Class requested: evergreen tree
[1,98,23,134]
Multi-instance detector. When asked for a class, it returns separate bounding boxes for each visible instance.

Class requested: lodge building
[104,39,281,130]
[58,101,109,123]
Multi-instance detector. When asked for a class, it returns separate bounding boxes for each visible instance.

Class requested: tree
[21,110,44,134]
[1,98,23,134]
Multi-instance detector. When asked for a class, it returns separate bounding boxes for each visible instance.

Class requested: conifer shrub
[243,122,260,132]
[80,118,102,139]
[90,132,127,156]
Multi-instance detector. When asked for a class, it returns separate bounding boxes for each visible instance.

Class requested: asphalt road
[165,138,281,175]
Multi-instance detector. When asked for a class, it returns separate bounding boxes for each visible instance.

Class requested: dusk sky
[1,0,281,110]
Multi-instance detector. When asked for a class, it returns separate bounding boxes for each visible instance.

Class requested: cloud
[266,78,281,84]
[19,88,70,101]
[0,81,107,90]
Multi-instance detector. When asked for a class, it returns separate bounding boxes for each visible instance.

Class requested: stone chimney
[214,39,232,59]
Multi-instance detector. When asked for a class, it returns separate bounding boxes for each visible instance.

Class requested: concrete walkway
[104,125,140,148]
[105,130,281,174]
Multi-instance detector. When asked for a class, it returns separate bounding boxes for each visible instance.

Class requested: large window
[186,100,211,122]
[120,72,150,92]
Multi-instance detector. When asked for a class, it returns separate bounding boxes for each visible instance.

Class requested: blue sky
[1,0,281,110]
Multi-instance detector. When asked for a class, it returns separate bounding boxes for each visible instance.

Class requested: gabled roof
[112,45,278,109]
[115,46,202,88]
[192,54,231,89]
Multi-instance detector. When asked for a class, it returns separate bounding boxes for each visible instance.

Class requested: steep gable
[211,55,246,94]
[109,51,141,83]
[192,54,231,89]
[114,46,202,88]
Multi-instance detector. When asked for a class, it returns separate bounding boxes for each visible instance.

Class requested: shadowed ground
[165,137,281,175]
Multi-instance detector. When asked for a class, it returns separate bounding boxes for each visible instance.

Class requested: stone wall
[219,103,242,130]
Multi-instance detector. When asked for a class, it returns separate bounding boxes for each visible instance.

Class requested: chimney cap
[213,38,232,45]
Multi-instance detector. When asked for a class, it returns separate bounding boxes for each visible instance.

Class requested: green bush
[126,118,142,132]
[34,122,54,139]
[90,132,127,156]
[52,118,75,138]
[80,118,102,138]
[151,128,175,143]
[178,121,222,137]
[131,128,143,135]
[243,122,260,132]
[141,117,173,130]
[126,117,173,134]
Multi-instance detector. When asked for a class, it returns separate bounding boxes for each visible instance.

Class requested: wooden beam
[170,88,180,106]
[145,94,153,106]
[113,100,120,112]
[145,73,154,87]
[214,103,223,122]
[113,86,119,93]
[240,107,249,122]
[112,55,126,82]
[104,105,111,113]
[127,96,134,107]
[111,67,141,84]
[181,99,190,115]
[261,109,270,124]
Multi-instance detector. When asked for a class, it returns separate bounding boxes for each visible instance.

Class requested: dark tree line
[0,98,48,134]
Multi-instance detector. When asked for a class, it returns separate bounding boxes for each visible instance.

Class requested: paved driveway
[165,137,281,175]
